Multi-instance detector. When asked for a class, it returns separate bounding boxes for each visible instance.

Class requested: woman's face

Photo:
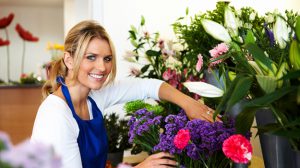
[78,37,113,90]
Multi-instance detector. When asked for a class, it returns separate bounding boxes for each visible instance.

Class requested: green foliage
[103,113,132,153]
[124,100,165,116]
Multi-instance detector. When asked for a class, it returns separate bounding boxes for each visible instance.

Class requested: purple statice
[153,111,188,154]
[264,22,275,46]
[128,108,162,149]
[0,131,12,151]
[154,111,236,161]
[0,140,61,168]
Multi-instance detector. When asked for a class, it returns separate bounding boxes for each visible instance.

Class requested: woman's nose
[95,60,106,71]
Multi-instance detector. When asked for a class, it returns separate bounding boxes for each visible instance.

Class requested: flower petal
[183,81,224,97]
[201,19,232,43]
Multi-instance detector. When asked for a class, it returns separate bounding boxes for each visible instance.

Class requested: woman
[31,20,215,168]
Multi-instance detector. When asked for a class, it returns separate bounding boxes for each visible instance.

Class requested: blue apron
[58,77,108,168]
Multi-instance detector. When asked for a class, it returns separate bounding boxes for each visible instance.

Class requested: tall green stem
[21,40,26,74]
[5,28,10,82]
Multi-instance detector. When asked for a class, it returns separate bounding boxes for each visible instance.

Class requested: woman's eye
[86,55,96,61]
[104,56,112,62]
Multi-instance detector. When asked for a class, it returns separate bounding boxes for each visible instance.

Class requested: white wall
[0,5,64,81]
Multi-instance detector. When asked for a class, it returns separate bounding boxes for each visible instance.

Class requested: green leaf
[225,76,253,112]
[141,15,145,26]
[245,43,274,74]
[295,16,300,41]
[235,108,256,134]
[256,75,277,94]
[243,86,296,108]
[214,74,242,119]
[129,30,136,40]
[280,70,300,80]
[185,7,189,16]
[244,30,256,44]
[141,64,150,73]
[145,50,160,57]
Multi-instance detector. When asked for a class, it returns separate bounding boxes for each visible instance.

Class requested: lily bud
[273,16,289,49]
[201,19,232,43]
[224,6,239,37]
[183,81,224,98]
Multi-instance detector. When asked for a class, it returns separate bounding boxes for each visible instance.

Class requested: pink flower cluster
[173,129,191,150]
[222,134,252,164]
[209,43,229,66]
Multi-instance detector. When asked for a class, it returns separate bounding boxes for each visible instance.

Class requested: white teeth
[89,73,104,79]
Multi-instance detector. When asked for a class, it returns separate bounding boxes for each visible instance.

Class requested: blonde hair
[42,20,117,99]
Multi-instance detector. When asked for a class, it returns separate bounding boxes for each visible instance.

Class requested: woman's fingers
[151,152,174,159]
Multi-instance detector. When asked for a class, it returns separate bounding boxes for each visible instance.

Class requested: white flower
[171,43,184,52]
[123,50,137,62]
[183,81,224,98]
[225,6,239,37]
[201,19,232,42]
[265,14,274,23]
[249,12,256,21]
[274,16,289,49]
[165,56,182,70]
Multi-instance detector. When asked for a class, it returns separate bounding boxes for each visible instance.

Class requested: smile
[89,73,104,79]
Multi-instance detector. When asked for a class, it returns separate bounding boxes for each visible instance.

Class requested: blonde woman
[31,20,215,168]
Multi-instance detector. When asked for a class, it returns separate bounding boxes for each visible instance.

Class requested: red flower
[0,13,14,29]
[20,73,28,79]
[222,134,252,164]
[15,24,39,42]
[173,129,190,150]
[0,37,10,46]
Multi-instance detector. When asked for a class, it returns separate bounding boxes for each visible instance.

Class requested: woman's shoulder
[37,94,72,118]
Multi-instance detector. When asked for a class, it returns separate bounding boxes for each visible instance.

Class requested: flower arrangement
[46,42,64,61]
[186,2,300,151]
[19,73,43,85]
[15,23,39,75]
[0,13,14,82]
[125,100,247,167]
[125,1,300,153]
[0,13,39,84]
[0,131,61,168]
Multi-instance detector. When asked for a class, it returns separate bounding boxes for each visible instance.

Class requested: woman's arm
[158,82,216,122]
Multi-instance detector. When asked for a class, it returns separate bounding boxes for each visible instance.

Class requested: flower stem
[21,40,26,74]
[5,28,10,82]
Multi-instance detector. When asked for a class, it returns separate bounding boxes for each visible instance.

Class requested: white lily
[224,6,239,37]
[201,19,232,43]
[273,16,289,49]
[183,81,224,98]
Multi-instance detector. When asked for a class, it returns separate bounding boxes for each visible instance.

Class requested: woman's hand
[159,82,221,122]
[134,152,177,168]
[183,98,221,122]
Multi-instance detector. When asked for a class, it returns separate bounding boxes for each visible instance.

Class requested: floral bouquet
[186,2,300,151]
[0,131,61,168]
[126,100,247,167]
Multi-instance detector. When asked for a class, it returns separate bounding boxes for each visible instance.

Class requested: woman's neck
[55,80,91,120]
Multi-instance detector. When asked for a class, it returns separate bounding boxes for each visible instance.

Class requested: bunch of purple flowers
[128,108,238,167]
[128,108,162,152]
[0,131,61,168]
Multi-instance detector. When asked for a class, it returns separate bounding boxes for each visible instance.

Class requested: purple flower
[0,140,61,168]
[0,131,12,150]
[264,22,275,46]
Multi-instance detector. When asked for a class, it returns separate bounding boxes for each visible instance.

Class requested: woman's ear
[64,52,74,70]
